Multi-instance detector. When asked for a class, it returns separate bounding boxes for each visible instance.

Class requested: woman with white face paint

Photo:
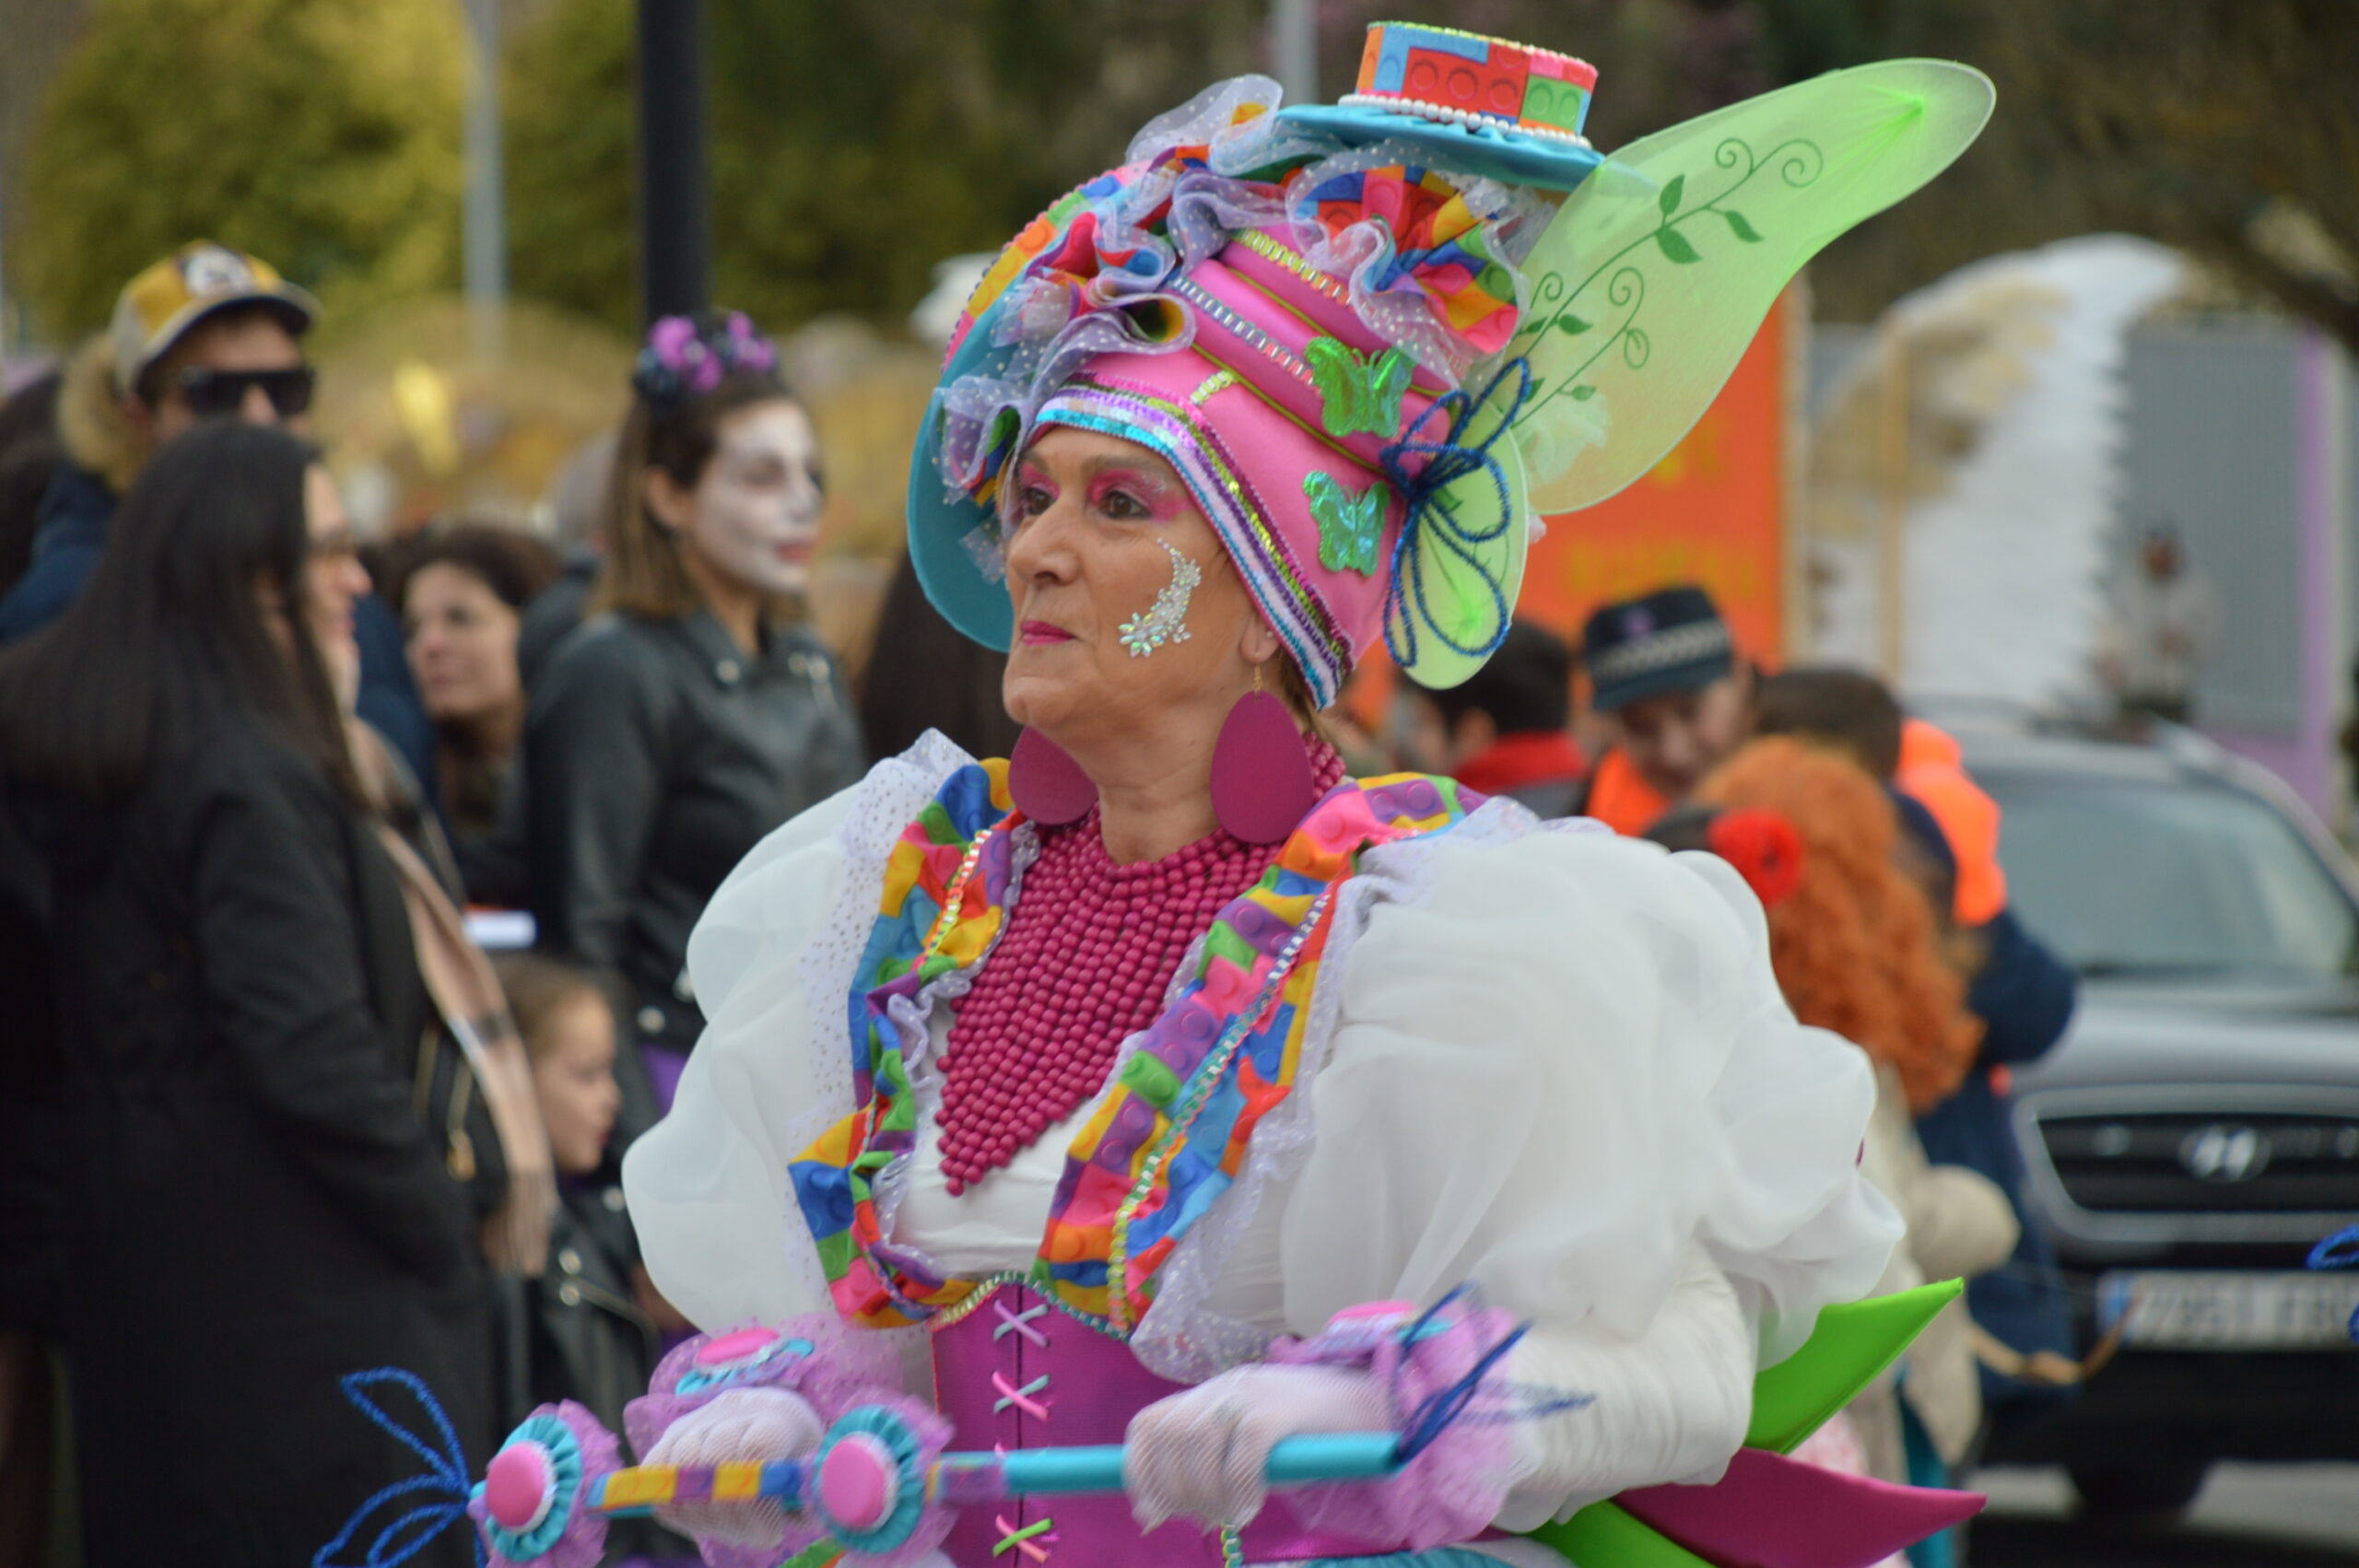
[524,311,863,1141]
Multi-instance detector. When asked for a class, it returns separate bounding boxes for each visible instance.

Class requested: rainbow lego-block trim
[784,764,1478,1332]
[1350,21,1598,140]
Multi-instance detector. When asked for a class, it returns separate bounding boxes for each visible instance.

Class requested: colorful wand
[474,1399,1402,1566]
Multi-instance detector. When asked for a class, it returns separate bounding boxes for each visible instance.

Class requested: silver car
[1953,714,2359,1513]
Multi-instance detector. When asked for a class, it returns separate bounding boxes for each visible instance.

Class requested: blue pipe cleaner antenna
[1378,357,1533,674]
[2306,1223,2359,1343]
[315,1368,485,1568]
[1393,1289,1591,1465]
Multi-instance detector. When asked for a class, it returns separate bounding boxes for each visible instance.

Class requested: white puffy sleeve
[1278,823,1900,1518]
[624,733,978,1331]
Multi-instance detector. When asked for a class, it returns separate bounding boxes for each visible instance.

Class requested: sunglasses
[169,365,317,420]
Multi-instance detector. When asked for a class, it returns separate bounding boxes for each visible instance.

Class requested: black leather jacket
[524,611,863,1078]
[528,1179,656,1432]
[521,1177,687,1559]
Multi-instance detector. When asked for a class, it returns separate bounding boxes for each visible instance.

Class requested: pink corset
[930,1283,1439,1566]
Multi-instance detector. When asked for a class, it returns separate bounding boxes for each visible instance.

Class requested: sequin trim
[1232,228,1357,310]
[1189,369,1240,405]
[921,828,998,964]
[1106,883,1334,1328]
[791,771,1475,1328]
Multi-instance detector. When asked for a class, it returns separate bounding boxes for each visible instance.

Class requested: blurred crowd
[0,240,2084,1565]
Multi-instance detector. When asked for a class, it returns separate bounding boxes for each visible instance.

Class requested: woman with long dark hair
[524,311,863,1133]
[0,422,488,1564]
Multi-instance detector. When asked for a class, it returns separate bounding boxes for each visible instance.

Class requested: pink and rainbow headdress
[907,21,1997,704]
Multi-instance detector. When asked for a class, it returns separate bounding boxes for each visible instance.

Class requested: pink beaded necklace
[933,745,1346,1194]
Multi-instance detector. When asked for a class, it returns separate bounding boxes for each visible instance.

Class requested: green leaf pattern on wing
[1530,130,1822,427]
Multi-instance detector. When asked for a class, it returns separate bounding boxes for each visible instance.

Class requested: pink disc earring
[1211,663,1317,845]
[1009,725,1097,825]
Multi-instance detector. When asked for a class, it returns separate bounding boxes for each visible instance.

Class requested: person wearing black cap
[1393,619,1588,817]
[1576,584,1755,834]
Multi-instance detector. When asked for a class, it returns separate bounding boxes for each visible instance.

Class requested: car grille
[2036,1111,2359,1214]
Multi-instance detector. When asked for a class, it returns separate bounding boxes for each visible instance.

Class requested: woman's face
[302,464,368,708]
[404,561,523,730]
[668,399,824,598]
[1000,427,1273,756]
[532,993,622,1176]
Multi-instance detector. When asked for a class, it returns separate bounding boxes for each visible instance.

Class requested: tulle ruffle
[932,76,1556,519]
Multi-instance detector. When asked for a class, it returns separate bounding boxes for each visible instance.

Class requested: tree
[503,0,1276,335]
[499,0,1767,336]
[1743,0,2359,349]
[10,0,466,341]
[1987,1,2359,356]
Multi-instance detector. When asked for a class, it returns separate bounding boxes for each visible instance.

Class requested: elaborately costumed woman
[464,25,1998,1568]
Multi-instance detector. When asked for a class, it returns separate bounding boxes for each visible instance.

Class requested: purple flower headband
[631,310,780,406]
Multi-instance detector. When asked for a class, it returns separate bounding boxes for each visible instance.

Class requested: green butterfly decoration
[1303,336,1415,439]
[1304,471,1385,576]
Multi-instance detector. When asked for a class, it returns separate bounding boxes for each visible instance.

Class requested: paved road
[1972,1464,2359,1566]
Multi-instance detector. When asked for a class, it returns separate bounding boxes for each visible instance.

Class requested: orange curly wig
[1696,736,1982,1113]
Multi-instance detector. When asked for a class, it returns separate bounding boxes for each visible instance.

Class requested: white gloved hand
[1123,1363,1390,1532]
[640,1387,825,1548]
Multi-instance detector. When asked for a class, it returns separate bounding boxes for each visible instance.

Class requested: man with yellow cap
[0,241,432,779]
[0,241,320,640]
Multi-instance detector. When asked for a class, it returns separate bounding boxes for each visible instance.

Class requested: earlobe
[644,469,690,534]
[1237,614,1281,667]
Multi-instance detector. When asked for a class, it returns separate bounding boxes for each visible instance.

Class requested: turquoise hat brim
[907,300,1018,653]
[1276,104,1604,193]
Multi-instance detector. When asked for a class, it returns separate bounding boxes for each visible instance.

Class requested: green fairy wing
[1505,59,1993,513]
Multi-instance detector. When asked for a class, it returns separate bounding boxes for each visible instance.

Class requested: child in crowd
[493,954,660,1430]
[496,953,694,1562]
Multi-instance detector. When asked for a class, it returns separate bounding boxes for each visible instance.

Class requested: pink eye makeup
[1010,463,1059,518]
[1086,468,1186,522]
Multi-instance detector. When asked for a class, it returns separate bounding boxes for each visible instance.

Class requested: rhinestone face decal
[1118,540,1201,657]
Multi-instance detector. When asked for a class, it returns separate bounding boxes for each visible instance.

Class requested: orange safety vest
[1895,719,2009,926]
[1582,748,1671,837]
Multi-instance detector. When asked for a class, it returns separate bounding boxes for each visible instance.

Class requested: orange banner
[1516,286,1794,666]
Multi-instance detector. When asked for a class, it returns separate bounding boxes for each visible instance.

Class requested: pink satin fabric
[929,1283,1446,1566]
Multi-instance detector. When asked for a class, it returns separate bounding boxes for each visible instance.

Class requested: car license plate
[2098,1270,2359,1349]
